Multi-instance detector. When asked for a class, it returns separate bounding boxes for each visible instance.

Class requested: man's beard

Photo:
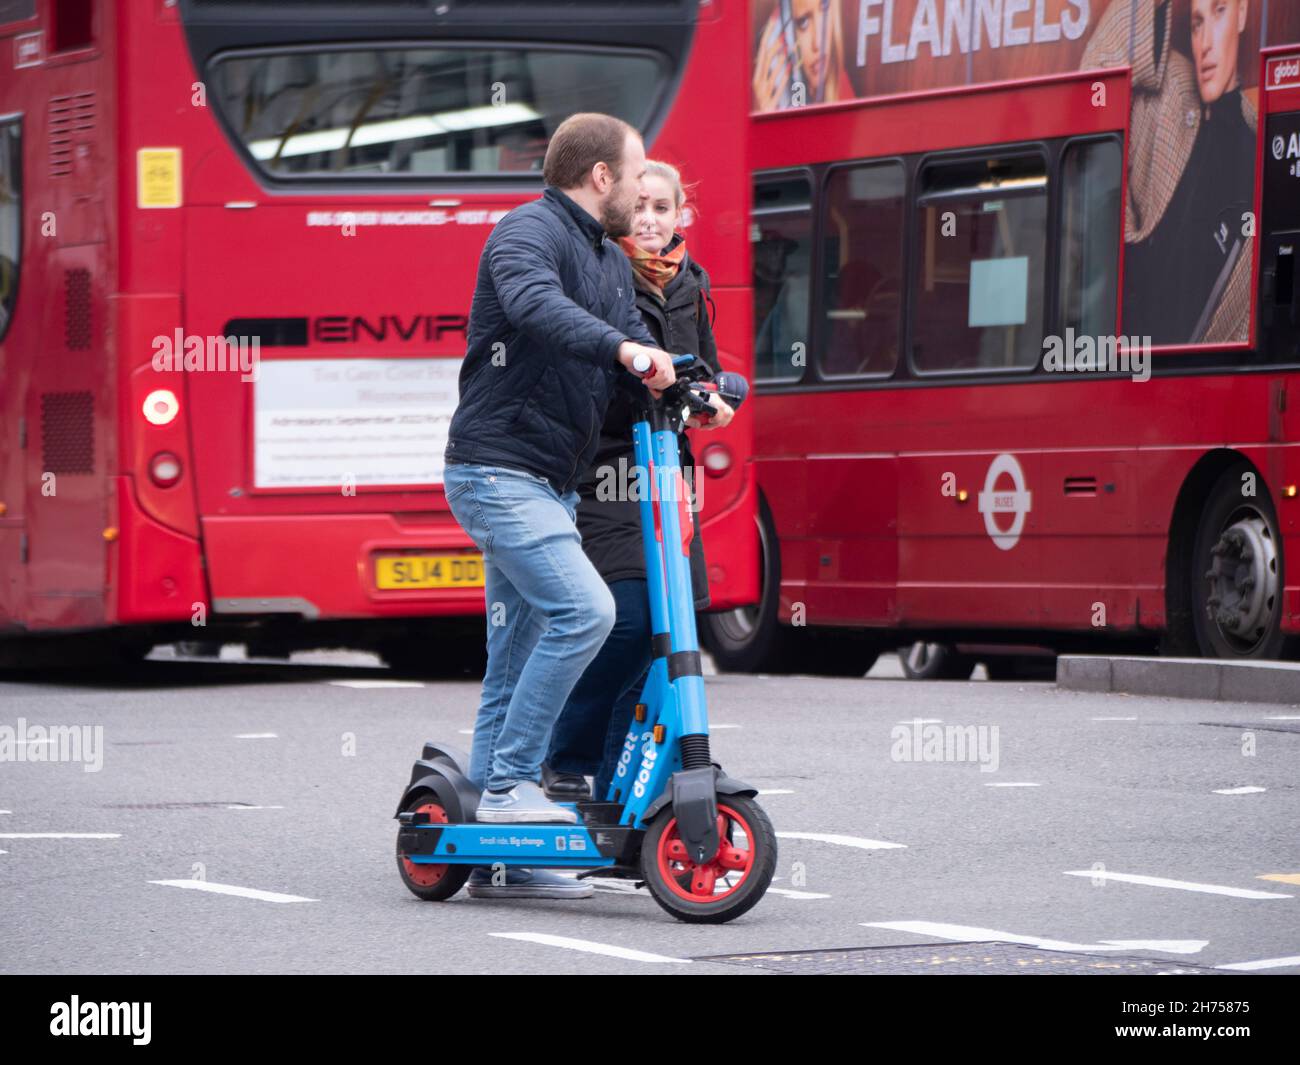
[600,194,635,239]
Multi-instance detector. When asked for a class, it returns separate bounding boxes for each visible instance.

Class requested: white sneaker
[475,781,578,824]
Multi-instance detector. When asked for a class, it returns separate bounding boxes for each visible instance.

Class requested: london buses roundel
[977,454,1032,551]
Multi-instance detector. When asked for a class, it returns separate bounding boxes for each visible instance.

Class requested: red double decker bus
[700,0,1300,677]
[0,0,756,670]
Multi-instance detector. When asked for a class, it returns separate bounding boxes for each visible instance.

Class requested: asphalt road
[1,646,1297,975]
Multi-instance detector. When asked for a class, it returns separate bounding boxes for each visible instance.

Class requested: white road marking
[225,805,285,810]
[1063,870,1292,899]
[0,833,121,839]
[1212,786,1266,795]
[863,921,1207,955]
[0,810,10,814]
[328,679,424,689]
[1264,715,1300,721]
[235,733,278,740]
[711,724,741,730]
[150,880,317,903]
[777,831,906,850]
[897,719,943,725]
[457,729,474,735]
[767,886,831,900]
[1215,955,1300,972]
[984,782,1040,787]
[757,789,794,795]
[490,932,689,964]
[1091,717,1138,722]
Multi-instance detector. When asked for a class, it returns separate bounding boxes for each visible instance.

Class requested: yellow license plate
[375,554,485,590]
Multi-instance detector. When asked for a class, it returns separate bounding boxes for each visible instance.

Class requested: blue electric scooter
[395,355,776,923]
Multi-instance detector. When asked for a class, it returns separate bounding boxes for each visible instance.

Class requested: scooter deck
[398,802,643,868]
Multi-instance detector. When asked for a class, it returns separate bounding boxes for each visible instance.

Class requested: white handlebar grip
[632,353,652,375]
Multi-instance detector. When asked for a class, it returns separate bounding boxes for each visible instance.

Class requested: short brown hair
[543,113,637,190]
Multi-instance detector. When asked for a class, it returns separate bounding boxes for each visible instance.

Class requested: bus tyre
[699,496,876,675]
[396,791,470,902]
[984,656,1056,681]
[1186,463,1297,660]
[640,794,776,924]
[899,642,975,680]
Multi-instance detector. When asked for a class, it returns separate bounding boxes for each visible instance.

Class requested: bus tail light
[143,389,180,426]
[148,451,183,488]
[700,444,732,478]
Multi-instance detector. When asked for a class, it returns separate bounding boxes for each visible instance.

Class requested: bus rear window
[210,45,667,179]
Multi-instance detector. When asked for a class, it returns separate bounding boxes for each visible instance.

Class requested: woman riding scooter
[542,160,734,803]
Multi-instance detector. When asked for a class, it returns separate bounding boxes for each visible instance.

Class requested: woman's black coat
[574,244,720,609]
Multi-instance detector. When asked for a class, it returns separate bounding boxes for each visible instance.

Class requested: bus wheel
[699,494,798,672]
[899,642,975,680]
[984,656,1057,681]
[1188,463,1297,660]
[698,496,876,675]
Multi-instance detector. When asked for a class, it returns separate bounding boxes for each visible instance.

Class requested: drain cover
[696,942,1228,975]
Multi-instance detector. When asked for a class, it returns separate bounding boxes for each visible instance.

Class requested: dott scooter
[395,355,776,923]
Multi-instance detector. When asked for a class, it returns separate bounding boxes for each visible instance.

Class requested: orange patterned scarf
[619,236,687,293]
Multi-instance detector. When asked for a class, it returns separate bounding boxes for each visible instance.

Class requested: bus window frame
[1056,133,1125,350]
[203,38,676,190]
[906,142,1052,381]
[0,0,37,36]
[752,166,815,389]
[0,112,21,345]
[811,156,908,386]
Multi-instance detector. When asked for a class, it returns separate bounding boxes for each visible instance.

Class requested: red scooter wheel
[396,792,470,901]
[640,795,776,923]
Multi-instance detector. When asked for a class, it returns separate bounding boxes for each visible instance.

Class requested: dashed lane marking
[0,833,121,839]
[863,921,1208,955]
[1216,955,1300,972]
[1213,786,1266,795]
[1063,870,1292,899]
[234,733,278,740]
[327,680,424,689]
[489,932,689,964]
[777,832,906,850]
[149,880,317,903]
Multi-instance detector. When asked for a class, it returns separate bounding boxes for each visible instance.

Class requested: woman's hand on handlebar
[687,393,734,430]
[618,342,676,395]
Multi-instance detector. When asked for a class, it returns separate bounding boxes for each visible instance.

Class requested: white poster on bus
[253,357,460,489]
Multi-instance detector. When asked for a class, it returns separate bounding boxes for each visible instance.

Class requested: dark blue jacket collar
[544,186,607,250]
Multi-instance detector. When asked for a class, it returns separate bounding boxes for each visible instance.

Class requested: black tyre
[381,635,488,679]
[639,793,776,924]
[700,496,877,675]
[984,655,1057,681]
[899,642,975,680]
[396,791,471,902]
[175,640,223,658]
[1183,463,1297,659]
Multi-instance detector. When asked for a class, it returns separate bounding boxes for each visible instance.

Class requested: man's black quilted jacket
[444,186,657,495]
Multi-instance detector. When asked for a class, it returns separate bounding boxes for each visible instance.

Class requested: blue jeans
[442,462,617,793]
[546,579,653,799]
